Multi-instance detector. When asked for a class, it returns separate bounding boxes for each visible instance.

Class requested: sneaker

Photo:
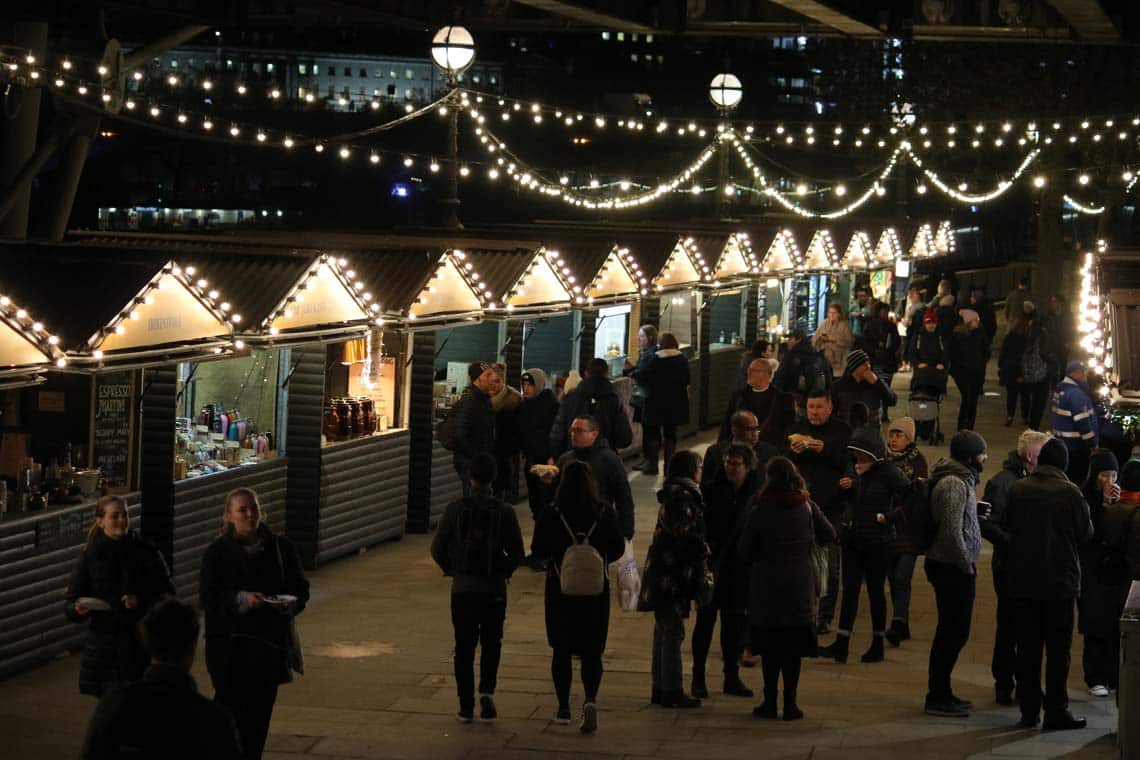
[479,694,497,720]
[457,707,474,723]
[948,694,973,710]
[1089,685,1110,698]
[1042,710,1087,731]
[925,699,970,718]
[555,705,571,725]
[579,702,598,734]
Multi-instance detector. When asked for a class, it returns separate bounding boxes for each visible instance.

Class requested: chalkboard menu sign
[90,371,136,489]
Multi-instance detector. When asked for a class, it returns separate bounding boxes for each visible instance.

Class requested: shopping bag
[809,543,829,599]
[616,539,641,613]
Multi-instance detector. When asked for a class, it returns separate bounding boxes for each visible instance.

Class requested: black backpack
[1096,505,1140,586]
[450,498,508,577]
[905,477,938,554]
[436,409,457,451]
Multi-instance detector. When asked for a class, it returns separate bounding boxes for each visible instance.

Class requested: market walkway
[1,370,1121,760]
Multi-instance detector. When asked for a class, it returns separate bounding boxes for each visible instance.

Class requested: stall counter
[0,495,140,678]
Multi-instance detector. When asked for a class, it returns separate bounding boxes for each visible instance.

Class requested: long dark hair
[758,456,810,500]
[86,495,129,546]
[554,461,605,519]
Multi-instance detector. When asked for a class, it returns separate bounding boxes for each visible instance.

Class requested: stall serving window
[432,321,499,418]
[322,330,400,443]
[707,290,745,350]
[593,304,631,376]
[175,348,285,480]
[522,315,574,380]
[659,292,695,350]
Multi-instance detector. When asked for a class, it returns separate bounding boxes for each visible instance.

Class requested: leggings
[552,649,603,707]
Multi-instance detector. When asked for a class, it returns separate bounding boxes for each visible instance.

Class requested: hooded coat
[644,477,709,618]
[515,370,559,465]
[631,347,690,427]
[841,427,911,546]
[548,374,633,457]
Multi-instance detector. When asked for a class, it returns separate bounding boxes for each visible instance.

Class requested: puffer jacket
[841,427,911,546]
[926,458,982,575]
[514,388,558,464]
[644,477,709,618]
[981,450,1029,588]
[65,530,174,697]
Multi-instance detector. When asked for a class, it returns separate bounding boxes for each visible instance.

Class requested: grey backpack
[554,514,606,596]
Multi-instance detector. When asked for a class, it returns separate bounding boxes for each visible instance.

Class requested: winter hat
[848,425,887,461]
[1037,438,1069,471]
[521,368,547,393]
[845,348,871,376]
[1120,459,1140,492]
[1087,450,1120,481]
[950,430,987,463]
[958,308,980,326]
[922,308,938,323]
[467,361,491,384]
[1065,360,1086,376]
[888,416,917,445]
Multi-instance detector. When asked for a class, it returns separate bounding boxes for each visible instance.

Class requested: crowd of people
[57,279,1140,754]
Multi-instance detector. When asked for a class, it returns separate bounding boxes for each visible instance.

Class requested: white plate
[263,594,297,605]
[76,597,111,611]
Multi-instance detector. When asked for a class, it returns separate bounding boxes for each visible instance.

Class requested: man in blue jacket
[1050,361,1098,484]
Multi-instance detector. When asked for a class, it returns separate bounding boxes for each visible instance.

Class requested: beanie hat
[950,430,987,462]
[1120,459,1140,492]
[923,308,938,323]
[848,425,886,462]
[1087,450,1120,483]
[521,367,547,393]
[845,349,871,376]
[467,361,491,384]
[958,308,980,326]
[888,416,916,445]
[1037,438,1069,471]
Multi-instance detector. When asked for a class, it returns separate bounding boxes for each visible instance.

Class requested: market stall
[700,232,760,425]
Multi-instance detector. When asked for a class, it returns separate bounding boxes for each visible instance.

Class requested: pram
[908,366,948,445]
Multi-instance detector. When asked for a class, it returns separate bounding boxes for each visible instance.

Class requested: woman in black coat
[632,331,691,475]
[739,456,836,721]
[200,487,310,760]
[997,316,1030,426]
[65,495,174,697]
[949,311,989,432]
[531,461,625,733]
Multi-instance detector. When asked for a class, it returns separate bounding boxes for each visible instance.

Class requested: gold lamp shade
[340,337,367,365]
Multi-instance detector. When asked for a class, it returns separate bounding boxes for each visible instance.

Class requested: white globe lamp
[709,73,743,112]
[431,26,475,82]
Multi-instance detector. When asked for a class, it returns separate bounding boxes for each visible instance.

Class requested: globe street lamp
[431,26,475,228]
[709,74,742,218]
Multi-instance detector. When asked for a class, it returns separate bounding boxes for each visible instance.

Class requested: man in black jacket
[981,429,1050,706]
[551,415,636,540]
[831,349,897,425]
[81,598,243,760]
[549,358,633,458]
[1004,439,1094,730]
[773,328,832,395]
[720,358,794,447]
[787,391,853,633]
[704,410,778,490]
[452,362,497,496]
[516,368,559,570]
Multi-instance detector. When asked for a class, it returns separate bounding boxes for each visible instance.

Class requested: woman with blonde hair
[812,303,854,378]
[65,495,174,697]
[200,487,309,760]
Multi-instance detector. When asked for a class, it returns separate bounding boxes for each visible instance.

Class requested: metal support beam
[1044,0,1119,43]
[0,121,75,232]
[0,22,47,239]
[42,114,100,241]
[509,0,655,33]
[763,0,882,37]
[123,24,210,68]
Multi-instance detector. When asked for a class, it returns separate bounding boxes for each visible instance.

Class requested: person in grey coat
[924,431,987,718]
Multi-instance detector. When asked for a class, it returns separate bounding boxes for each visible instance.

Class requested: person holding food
[200,488,309,760]
[65,494,175,698]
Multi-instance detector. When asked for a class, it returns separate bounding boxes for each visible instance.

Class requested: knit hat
[848,425,886,461]
[888,416,916,445]
[950,430,987,462]
[1120,459,1140,492]
[1065,360,1086,376]
[845,348,871,376]
[1088,450,1120,481]
[467,361,491,384]
[1037,438,1069,471]
[922,308,938,323]
[958,308,980,326]
[521,367,547,393]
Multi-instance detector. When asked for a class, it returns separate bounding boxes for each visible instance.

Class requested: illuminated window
[299,64,308,75]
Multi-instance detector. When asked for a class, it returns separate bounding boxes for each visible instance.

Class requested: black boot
[661,690,701,709]
[650,688,662,705]
[723,673,753,698]
[898,621,911,641]
[886,620,904,647]
[640,435,660,475]
[752,700,778,719]
[819,634,850,664]
[861,635,885,663]
[690,668,709,699]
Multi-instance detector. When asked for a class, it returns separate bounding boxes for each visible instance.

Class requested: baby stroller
[909,366,948,445]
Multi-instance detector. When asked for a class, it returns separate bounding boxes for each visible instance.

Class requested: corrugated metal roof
[348,248,447,314]
[541,237,616,289]
[463,249,538,306]
[176,253,314,327]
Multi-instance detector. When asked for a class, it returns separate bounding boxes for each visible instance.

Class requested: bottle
[718,330,726,344]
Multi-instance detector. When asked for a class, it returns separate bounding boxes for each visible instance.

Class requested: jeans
[838,542,891,635]
[553,650,603,707]
[1015,597,1075,720]
[451,592,507,710]
[1083,632,1120,690]
[651,608,685,692]
[925,559,976,702]
[952,370,982,431]
[992,583,1018,692]
[691,606,746,679]
[888,552,917,625]
[818,541,842,627]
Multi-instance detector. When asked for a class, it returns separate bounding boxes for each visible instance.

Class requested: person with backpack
[530,461,625,733]
[739,456,836,721]
[819,426,911,665]
[1020,314,1052,430]
[1050,361,1099,485]
[551,415,636,541]
[1077,451,1131,699]
[691,443,760,700]
[884,418,928,647]
[445,362,497,496]
[631,331,691,476]
[785,391,852,635]
[430,453,525,724]
[772,328,832,396]
[981,429,1051,706]
[924,430,987,718]
[645,451,710,709]
[1004,439,1093,730]
[548,358,633,458]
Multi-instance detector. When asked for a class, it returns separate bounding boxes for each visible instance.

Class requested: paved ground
[1,368,1123,759]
